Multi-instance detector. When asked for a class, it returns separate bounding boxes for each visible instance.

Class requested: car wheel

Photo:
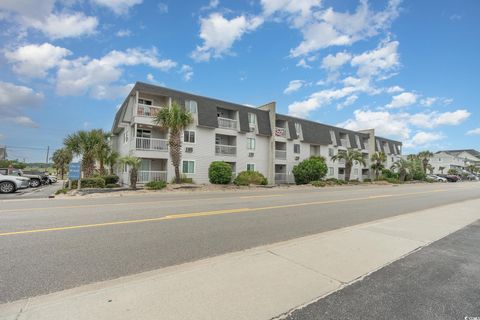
[30,179,41,188]
[0,181,16,193]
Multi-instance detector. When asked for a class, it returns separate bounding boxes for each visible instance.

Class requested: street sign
[68,162,82,180]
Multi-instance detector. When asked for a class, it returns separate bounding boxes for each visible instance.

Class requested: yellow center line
[0,189,450,237]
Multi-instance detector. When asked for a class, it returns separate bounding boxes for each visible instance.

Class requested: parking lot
[0,181,63,200]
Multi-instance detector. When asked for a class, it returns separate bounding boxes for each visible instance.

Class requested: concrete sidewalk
[1,199,479,320]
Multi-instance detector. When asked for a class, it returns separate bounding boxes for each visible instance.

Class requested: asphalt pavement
[0,182,63,200]
[284,220,480,320]
[0,182,479,303]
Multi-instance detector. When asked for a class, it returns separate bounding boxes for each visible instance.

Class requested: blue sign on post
[68,162,82,180]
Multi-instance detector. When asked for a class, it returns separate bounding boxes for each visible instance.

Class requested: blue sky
[0,0,479,162]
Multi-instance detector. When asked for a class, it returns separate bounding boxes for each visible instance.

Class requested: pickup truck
[0,172,30,193]
[0,168,44,188]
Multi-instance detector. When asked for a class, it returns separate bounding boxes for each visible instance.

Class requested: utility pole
[45,146,50,169]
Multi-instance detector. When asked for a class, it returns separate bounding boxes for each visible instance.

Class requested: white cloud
[56,48,176,97]
[351,40,399,78]
[0,82,43,127]
[157,2,168,14]
[296,58,312,69]
[289,0,400,57]
[91,0,143,14]
[146,73,155,82]
[420,97,436,107]
[386,85,404,93]
[180,65,194,81]
[261,0,321,28]
[201,0,219,11]
[5,43,71,78]
[321,51,352,71]
[386,92,417,109]
[337,95,358,110]
[0,1,98,39]
[191,13,263,62]
[283,80,305,94]
[466,128,480,136]
[404,131,444,148]
[116,29,132,37]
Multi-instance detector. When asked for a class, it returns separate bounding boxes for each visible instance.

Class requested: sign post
[68,162,82,189]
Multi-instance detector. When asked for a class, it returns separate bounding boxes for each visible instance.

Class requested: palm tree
[418,150,434,173]
[439,166,445,174]
[331,148,366,182]
[106,150,120,175]
[51,148,72,180]
[64,129,104,178]
[154,101,193,183]
[426,163,434,174]
[95,130,111,175]
[391,159,410,181]
[119,155,141,189]
[466,164,477,173]
[370,151,386,180]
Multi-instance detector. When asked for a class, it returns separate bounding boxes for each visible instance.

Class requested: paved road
[0,182,479,303]
[0,182,62,200]
[285,220,480,320]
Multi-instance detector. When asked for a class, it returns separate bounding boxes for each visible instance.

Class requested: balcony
[137,104,163,117]
[275,150,287,160]
[218,117,237,130]
[275,127,287,138]
[215,144,236,156]
[340,138,350,148]
[136,137,168,151]
[137,171,167,183]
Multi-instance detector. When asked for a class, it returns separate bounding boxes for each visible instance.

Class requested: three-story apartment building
[111,82,403,185]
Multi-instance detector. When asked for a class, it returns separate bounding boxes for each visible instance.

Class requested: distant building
[430,149,480,174]
[0,147,6,160]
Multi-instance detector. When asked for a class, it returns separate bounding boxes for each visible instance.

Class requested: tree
[64,129,105,178]
[370,151,386,180]
[292,156,328,184]
[466,164,477,173]
[448,168,459,175]
[95,130,112,175]
[106,150,120,175]
[426,163,434,174]
[418,150,434,173]
[154,101,193,183]
[391,159,410,181]
[51,148,72,180]
[119,155,141,189]
[331,149,366,182]
[439,166,445,174]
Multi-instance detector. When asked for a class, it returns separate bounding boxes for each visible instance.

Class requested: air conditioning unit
[249,125,255,132]
[185,147,193,153]
[248,152,255,157]
[295,156,300,161]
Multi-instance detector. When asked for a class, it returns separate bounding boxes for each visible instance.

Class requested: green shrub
[170,174,194,184]
[292,156,328,185]
[102,175,119,184]
[145,181,167,190]
[363,178,372,183]
[381,169,399,180]
[55,188,68,195]
[234,171,268,186]
[385,177,401,184]
[208,161,232,184]
[79,177,106,188]
[105,183,120,188]
[311,180,326,187]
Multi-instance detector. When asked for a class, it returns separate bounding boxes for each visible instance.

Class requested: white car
[427,174,447,182]
[0,173,31,193]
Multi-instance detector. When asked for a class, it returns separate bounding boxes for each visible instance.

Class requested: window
[295,122,301,134]
[248,113,256,126]
[123,163,128,173]
[182,160,195,174]
[339,168,345,174]
[184,130,195,143]
[294,144,300,154]
[138,98,152,105]
[137,129,151,138]
[328,148,334,157]
[124,129,129,143]
[185,100,197,113]
[247,138,256,150]
[247,163,255,172]
[329,167,334,175]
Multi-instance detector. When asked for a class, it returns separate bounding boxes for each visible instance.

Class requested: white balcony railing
[135,137,168,151]
[275,150,287,160]
[215,144,236,156]
[136,104,163,117]
[275,127,287,138]
[137,171,167,183]
[218,117,237,130]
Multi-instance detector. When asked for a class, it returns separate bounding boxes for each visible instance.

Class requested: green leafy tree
[418,150,434,173]
[370,151,386,180]
[95,130,112,175]
[106,150,120,175]
[64,129,105,178]
[154,101,193,183]
[51,148,72,180]
[426,163,434,174]
[292,156,328,185]
[439,166,446,174]
[391,159,410,181]
[331,149,366,182]
[119,155,141,189]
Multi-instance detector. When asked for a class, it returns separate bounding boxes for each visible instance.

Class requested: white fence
[137,171,167,183]
[136,137,168,151]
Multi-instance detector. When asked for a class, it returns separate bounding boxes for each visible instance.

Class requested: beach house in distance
[111,82,403,186]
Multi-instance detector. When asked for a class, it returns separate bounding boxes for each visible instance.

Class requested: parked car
[23,170,50,185]
[46,173,58,184]
[0,168,44,187]
[0,172,30,193]
[426,174,447,182]
[445,174,461,182]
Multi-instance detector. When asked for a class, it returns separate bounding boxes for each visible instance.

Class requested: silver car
[0,173,31,193]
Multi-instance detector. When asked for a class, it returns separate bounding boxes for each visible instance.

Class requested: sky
[0,0,479,162]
